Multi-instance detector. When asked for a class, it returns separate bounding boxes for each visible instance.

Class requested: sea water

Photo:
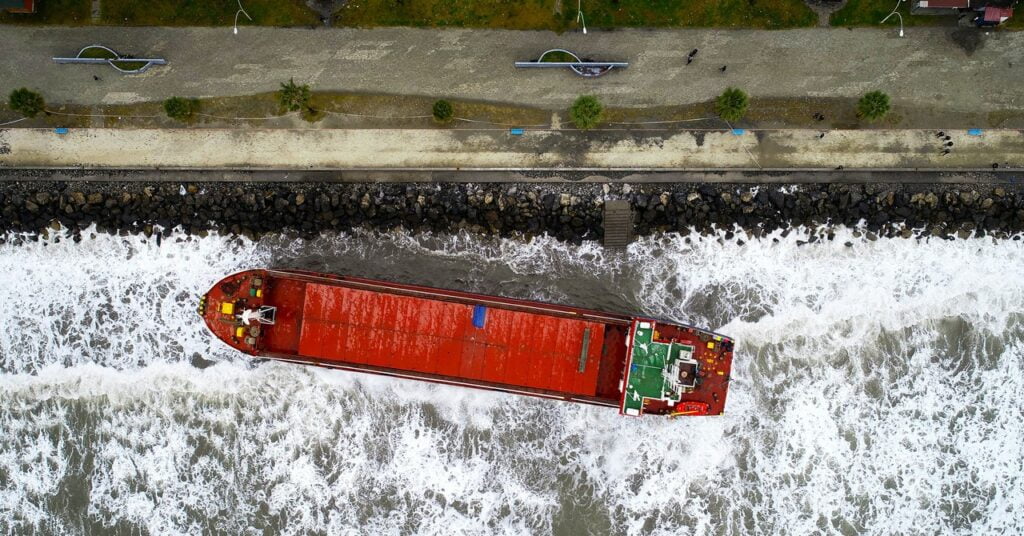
[0,227,1021,535]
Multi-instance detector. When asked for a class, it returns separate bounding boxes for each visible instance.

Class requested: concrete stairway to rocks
[603,200,633,248]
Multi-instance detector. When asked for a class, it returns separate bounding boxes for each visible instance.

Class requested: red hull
[200,270,734,416]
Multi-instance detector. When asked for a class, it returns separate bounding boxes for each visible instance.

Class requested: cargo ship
[199,270,735,417]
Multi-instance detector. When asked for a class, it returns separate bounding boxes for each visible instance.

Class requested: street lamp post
[577,0,587,34]
[233,0,252,35]
[881,0,905,37]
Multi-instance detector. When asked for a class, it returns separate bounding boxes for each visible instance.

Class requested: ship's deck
[621,320,732,416]
[294,282,610,396]
[202,270,632,403]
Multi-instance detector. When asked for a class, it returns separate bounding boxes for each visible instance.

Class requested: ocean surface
[1,227,1021,535]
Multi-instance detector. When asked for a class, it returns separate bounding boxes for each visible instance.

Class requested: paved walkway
[1,128,1020,171]
[0,169,1017,184]
[1,26,1022,113]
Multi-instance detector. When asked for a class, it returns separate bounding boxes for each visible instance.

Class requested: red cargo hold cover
[296,283,607,396]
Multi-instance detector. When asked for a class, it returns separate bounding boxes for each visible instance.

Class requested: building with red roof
[0,0,35,13]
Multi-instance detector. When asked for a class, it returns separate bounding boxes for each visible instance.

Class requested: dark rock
[0,181,1019,245]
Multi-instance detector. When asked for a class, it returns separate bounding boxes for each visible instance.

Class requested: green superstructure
[622,322,699,414]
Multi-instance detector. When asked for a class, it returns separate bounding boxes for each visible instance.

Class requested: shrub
[278,78,311,112]
[569,95,603,130]
[715,87,749,123]
[8,88,45,118]
[432,99,454,123]
[857,91,890,121]
[163,97,200,122]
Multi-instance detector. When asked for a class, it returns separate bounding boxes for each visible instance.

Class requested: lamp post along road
[881,0,906,37]
[233,0,252,35]
[577,0,587,34]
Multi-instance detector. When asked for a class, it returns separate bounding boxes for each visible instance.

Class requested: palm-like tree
[163,97,199,122]
[432,100,454,123]
[569,95,603,130]
[715,87,749,123]
[278,78,311,112]
[9,88,45,118]
[857,91,890,121]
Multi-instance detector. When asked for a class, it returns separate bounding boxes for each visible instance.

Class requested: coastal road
[0,26,1022,113]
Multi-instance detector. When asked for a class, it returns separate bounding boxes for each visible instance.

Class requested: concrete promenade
[1,26,1022,114]
[1,128,1021,172]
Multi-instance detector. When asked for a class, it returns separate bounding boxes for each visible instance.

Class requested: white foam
[0,227,1022,534]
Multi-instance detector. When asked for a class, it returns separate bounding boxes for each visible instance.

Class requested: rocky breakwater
[0,183,604,243]
[1,182,1023,243]
[629,183,1024,241]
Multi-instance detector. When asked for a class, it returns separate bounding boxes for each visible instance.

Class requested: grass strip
[99,0,318,26]
[77,46,117,59]
[830,0,956,27]
[3,93,1021,130]
[334,0,817,30]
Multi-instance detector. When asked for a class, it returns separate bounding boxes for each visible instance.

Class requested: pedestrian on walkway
[93,75,100,81]
[818,132,826,139]
[720,65,727,73]
[688,48,698,58]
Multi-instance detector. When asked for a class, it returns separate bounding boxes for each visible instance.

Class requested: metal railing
[515,49,627,77]
[52,45,167,74]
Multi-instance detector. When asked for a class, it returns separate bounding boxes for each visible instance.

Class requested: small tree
[432,99,454,123]
[715,87,748,123]
[857,91,890,121]
[569,95,603,130]
[163,97,200,122]
[9,88,45,118]
[278,78,311,112]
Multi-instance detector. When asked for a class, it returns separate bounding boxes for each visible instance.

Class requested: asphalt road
[1,26,1022,111]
